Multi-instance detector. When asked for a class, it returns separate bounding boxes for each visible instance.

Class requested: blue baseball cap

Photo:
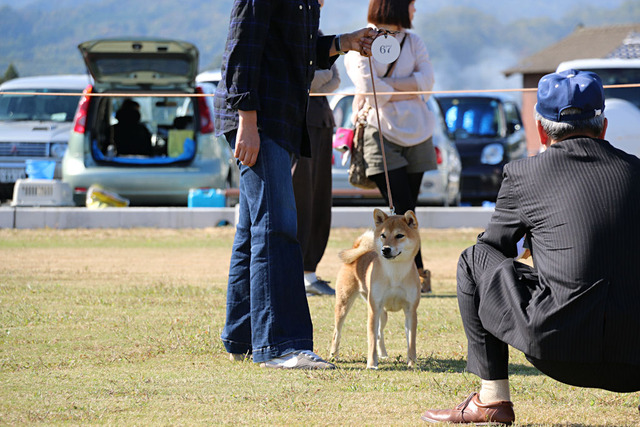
[535,69,605,122]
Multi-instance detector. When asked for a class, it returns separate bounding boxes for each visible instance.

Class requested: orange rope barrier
[2,83,638,98]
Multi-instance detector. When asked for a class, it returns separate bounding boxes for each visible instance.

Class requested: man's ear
[599,117,608,140]
[536,120,549,147]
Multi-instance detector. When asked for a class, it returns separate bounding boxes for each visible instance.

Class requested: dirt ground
[0,227,480,291]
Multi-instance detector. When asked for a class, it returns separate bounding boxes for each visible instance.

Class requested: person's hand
[235,110,260,167]
[342,28,377,57]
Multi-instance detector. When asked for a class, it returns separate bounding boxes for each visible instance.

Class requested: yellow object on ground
[86,184,130,208]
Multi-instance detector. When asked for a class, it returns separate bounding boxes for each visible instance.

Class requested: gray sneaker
[260,350,336,369]
[305,278,335,296]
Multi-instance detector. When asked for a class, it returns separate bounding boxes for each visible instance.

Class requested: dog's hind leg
[404,306,418,368]
[330,284,359,359]
[377,309,388,359]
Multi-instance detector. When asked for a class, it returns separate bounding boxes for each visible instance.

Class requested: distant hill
[1,0,628,21]
[1,0,638,92]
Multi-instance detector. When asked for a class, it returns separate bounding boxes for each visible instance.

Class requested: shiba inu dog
[330,208,421,369]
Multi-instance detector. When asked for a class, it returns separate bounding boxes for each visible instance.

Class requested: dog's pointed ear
[373,208,388,226]
[404,210,419,229]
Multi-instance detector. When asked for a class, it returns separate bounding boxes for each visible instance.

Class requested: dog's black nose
[382,246,392,257]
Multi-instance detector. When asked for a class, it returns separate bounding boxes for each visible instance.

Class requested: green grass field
[0,227,638,425]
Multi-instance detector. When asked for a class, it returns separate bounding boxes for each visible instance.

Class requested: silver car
[62,39,238,206]
[330,91,461,206]
[0,74,91,200]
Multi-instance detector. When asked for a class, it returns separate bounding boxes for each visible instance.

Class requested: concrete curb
[0,208,14,229]
[1,207,235,229]
[0,206,494,229]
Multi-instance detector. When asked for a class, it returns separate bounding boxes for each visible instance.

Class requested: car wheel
[443,181,461,207]
[451,191,461,207]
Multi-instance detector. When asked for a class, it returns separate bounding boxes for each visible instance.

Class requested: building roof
[503,24,640,77]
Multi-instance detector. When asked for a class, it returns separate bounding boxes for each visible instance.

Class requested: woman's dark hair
[367,0,413,29]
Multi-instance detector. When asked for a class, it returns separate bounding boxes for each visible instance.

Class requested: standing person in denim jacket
[214,0,375,369]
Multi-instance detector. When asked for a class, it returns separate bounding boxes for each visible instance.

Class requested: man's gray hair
[535,107,606,141]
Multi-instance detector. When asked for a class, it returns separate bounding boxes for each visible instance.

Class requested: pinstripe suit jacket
[475,136,640,365]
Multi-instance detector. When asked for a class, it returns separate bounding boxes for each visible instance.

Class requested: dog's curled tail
[339,229,376,264]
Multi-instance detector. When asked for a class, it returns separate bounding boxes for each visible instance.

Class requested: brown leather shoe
[421,392,515,425]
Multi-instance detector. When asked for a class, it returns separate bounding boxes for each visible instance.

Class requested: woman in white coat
[345,0,436,292]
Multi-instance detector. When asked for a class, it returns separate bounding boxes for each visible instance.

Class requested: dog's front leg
[377,309,388,359]
[404,306,418,368]
[367,302,381,369]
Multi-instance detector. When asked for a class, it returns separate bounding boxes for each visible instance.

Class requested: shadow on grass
[418,358,542,377]
[421,293,457,299]
[334,355,543,377]
[517,425,617,427]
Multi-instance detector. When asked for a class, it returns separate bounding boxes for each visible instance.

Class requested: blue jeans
[221,131,313,363]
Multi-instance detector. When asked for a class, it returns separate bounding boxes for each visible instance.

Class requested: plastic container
[25,159,56,180]
[11,179,74,206]
[188,188,226,208]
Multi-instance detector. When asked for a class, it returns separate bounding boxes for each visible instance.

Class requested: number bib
[371,34,401,64]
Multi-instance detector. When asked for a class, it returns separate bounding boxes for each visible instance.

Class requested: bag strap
[382,33,407,78]
[367,32,407,214]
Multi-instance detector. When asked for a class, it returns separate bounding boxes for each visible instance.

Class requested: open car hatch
[78,38,199,89]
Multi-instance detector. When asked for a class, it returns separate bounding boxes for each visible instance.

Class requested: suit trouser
[457,244,640,392]
[457,244,511,380]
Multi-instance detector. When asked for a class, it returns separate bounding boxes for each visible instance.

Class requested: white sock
[479,379,511,403]
[304,272,317,285]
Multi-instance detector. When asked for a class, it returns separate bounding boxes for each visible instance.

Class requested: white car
[0,74,91,199]
[556,58,640,158]
[196,69,221,86]
[330,91,462,206]
[194,69,221,117]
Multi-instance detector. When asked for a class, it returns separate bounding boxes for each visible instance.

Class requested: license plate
[0,167,27,183]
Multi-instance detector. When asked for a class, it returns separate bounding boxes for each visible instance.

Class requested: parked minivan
[0,74,90,200]
[62,38,238,206]
[433,93,527,204]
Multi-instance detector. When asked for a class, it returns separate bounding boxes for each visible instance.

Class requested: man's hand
[341,28,377,57]
[235,110,260,167]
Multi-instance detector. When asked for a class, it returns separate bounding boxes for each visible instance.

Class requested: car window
[93,95,196,161]
[503,102,520,124]
[0,89,82,122]
[438,97,502,140]
[90,57,192,80]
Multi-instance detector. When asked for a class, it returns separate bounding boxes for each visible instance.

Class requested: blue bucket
[25,159,56,180]
[188,188,226,208]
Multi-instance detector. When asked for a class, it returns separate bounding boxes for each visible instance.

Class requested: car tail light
[434,146,443,165]
[196,86,214,134]
[73,85,93,134]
